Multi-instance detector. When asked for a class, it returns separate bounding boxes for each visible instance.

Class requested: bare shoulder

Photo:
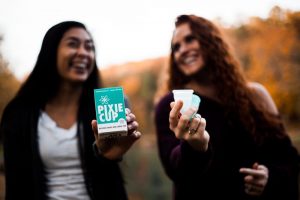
[247,82,278,115]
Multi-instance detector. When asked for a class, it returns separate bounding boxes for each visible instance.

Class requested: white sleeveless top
[38,111,91,200]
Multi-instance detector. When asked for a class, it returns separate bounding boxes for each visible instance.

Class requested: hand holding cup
[170,90,209,152]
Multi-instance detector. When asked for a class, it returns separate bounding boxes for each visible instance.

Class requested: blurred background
[1,1,300,199]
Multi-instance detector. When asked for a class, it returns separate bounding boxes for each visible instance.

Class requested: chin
[180,64,203,76]
[70,76,89,83]
[183,69,200,76]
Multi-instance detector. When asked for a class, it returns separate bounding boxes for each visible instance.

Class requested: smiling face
[56,27,95,84]
[172,23,204,76]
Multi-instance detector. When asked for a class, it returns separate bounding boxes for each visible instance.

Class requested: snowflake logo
[100,95,110,104]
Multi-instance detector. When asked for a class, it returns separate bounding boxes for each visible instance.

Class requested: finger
[244,175,254,183]
[128,121,139,132]
[170,102,182,119]
[257,164,268,173]
[91,120,98,138]
[177,107,198,135]
[253,162,259,169]
[91,119,97,129]
[244,174,267,189]
[169,101,183,128]
[244,183,263,196]
[131,130,142,139]
[244,175,262,187]
[170,102,175,109]
[176,113,191,138]
[188,116,201,135]
[239,168,265,177]
[246,189,261,196]
[197,117,206,133]
[126,113,136,123]
[170,100,183,116]
[123,131,141,146]
[182,107,198,120]
[125,108,131,115]
[245,183,253,191]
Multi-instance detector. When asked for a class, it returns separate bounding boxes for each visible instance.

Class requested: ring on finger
[247,185,256,192]
[189,122,201,135]
[188,128,197,135]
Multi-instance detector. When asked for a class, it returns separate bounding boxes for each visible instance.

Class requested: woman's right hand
[91,108,141,160]
[169,100,210,152]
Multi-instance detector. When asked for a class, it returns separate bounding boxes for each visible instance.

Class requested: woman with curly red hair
[154,14,299,200]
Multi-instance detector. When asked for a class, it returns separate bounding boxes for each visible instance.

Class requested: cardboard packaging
[94,87,128,138]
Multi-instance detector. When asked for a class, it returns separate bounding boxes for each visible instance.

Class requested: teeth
[183,56,196,65]
[73,63,86,68]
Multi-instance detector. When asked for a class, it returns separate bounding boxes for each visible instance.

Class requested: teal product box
[94,87,128,137]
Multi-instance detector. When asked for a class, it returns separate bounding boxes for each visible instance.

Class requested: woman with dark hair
[0,21,141,200]
[155,15,299,200]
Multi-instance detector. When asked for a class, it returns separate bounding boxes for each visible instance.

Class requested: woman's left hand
[239,162,269,196]
[91,108,141,160]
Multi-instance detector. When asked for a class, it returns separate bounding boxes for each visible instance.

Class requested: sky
[0,0,299,80]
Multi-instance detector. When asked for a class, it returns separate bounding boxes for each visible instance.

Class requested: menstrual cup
[172,89,201,115]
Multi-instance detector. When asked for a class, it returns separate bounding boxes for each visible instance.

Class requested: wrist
[92,142,123,162]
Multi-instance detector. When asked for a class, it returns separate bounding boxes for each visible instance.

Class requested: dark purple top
[155,92,299,200]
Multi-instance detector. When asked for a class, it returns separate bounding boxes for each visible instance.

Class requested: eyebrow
[172,33,194,49]
[65,36,93,43]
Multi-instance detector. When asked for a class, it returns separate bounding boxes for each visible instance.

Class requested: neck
[44,83,82,129]
[185,80,218,102]
[48,82,83,107]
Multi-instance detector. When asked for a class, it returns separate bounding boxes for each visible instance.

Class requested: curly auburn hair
[168,15,284,144]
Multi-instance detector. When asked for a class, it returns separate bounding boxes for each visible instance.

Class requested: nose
[77,45,89,57]
[178,42,189,54]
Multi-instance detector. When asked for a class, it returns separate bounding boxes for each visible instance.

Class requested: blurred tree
[102,57,167,136]
[0,35,20,123]
[287,11,300,39]
[0,33,20,198]
[229,7,300,122]
[269,5,285,22]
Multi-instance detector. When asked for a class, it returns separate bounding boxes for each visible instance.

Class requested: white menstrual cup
[172,89,194,114]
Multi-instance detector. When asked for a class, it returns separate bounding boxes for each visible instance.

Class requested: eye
[185,35,196,44]
[67,40,79,48]
[85,42,95,52]
[172,43,180,52]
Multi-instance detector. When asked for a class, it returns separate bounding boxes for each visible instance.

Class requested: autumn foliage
[228,6,300,122]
